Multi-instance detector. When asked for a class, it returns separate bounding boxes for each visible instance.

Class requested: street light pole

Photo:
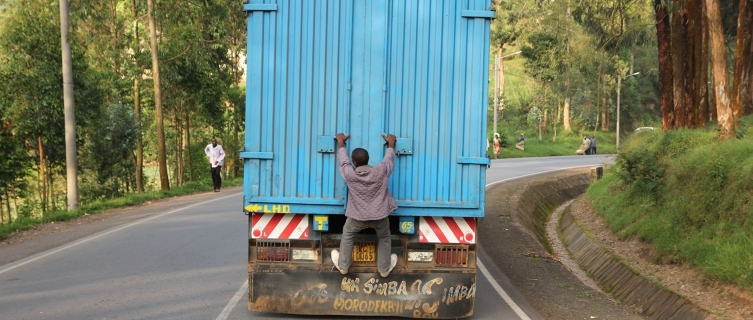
[60,0,79,210]
[616,71,640,151]
[493,55,499,139]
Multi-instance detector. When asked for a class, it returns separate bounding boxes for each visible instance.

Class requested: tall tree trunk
[698,3,711,126]
[132,0,144,193]
[186,108,193,182]
[733,0,753,117]
[37,136,46,213]
[563,95,571,131]
[1,191,5,224]
[49,171,56,212]
[600,72,608,132]
[706,0,736,139]
[656,0,675,132]
[672,0,690,129]
[232,46,241,179]
[176,110,184,186]
[147,0,170,190]
[687,0,701,128]
[134,78,144,192]
[748,5,753,116]
[5,188,12,222]
[749,27,753,116]
[7,188,14,222]
[595,61,604,131]
[564,1,572,131]
[11,185,17,221]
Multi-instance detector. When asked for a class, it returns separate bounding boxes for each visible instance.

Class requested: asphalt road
[0,155,613,320]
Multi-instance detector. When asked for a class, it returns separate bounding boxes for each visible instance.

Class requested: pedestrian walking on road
[204,138,225,192]
[331,133,399,278]
[584,136,591,155]
[486,138,491,168]
[493,133,501,158]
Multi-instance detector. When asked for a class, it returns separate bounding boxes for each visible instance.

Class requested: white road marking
[485,165,601,189]
[477,259,531,320]
[216,280,248,320]
[478,164,603,320]
[218,164,605,318]
[0,192,241,276]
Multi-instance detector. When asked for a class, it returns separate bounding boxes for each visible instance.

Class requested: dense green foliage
[587,116,753,289]
[0,1,750,297]
[488,123,618,159]
[0,0,246,222]
[489,0,660,143]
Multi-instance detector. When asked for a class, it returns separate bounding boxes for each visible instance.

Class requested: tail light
[257,241,290,262]
[435,245,469,267]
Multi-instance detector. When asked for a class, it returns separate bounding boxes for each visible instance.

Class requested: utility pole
[493,55,499,138]
[59,0,79,210]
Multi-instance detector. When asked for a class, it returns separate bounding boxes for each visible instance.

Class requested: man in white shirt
[204,138,226,192]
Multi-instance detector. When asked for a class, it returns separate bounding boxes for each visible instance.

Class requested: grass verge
[586,118,753,290]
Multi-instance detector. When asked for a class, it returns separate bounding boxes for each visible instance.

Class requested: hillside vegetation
[587,116,753,290]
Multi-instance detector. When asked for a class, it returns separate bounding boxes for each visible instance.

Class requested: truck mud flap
[249,270,475,319]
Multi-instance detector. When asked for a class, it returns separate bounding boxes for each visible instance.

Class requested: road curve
[0,155,613,320]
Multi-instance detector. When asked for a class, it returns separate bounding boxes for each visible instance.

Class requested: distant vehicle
[634,127,655,133]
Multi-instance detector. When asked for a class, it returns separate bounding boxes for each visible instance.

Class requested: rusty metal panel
[243,0,493,218]
[249,270,475,318]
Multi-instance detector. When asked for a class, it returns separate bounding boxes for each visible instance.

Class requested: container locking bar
[243,3,277,12]
[457,157,491,165]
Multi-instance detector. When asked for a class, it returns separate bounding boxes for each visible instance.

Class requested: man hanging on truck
[331,133,399,278]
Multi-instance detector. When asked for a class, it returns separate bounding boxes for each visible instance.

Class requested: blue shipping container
[243,0,492,218]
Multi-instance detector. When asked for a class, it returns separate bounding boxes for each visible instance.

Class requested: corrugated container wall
[243,0,492,217]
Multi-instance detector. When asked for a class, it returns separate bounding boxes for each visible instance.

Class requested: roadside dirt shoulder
[481,170,642,320]
[0,187,242,267]
[569,197,753,320]
[482,170,753,320]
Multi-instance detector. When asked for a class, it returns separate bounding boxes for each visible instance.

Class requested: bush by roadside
[587,118,753,291]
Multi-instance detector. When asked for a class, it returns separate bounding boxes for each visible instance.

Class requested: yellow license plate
[352,243,376,262]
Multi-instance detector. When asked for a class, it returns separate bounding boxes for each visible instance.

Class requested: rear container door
[243,0,492,217]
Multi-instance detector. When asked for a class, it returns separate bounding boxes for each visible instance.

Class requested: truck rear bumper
[249,269,475,319]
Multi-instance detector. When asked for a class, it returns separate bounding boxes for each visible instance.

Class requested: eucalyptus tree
[653,0,674,131]
[152,0,235,186]
[732,0,753,118]
[80,102,139,199]
[0,0,103,213]
[571,0,657,134]
[147,0,169,190]
[0,72,31,222]
[123,0,150,192]
[224,2,247,179]
[1,1,67,212]
[652,0,750,137]
[706,0,735,139]
[491,0,527,55]
[521,32,566,133]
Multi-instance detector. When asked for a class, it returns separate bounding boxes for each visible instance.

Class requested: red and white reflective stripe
[418,217,476,244]
[251,213,309,239]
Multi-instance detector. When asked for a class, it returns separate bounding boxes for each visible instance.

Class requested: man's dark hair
[351,148,369,167]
